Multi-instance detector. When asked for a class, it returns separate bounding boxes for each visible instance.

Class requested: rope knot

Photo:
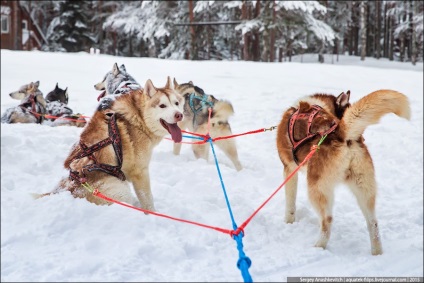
[203,134,212,142]
[93,189,99,195]
[230,227,245,239]
[237,256,252,269]
[311,145,319,151]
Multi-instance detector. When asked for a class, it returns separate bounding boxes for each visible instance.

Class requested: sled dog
[94,63,141,101]
[44,83,86,127]
[173,79,242,171]
[1,81,86,127]
[276,90,410,255]
[1,80,47,124]
[42,77,184,212]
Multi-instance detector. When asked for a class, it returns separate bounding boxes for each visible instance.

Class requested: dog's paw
[285,213,296,224]
[314,238,328,249]
[143,205,156,215]
[371,245,383,256]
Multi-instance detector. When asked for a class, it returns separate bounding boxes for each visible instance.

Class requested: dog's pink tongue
[97,91,106,101]
[167,123,182,143]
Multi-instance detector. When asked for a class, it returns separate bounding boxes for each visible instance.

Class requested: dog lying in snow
[1,81,86,127]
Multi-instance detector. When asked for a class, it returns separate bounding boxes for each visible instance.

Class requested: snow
[1,49,423,282]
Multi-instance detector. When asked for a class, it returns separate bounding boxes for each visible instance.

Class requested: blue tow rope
[208,138,253,282]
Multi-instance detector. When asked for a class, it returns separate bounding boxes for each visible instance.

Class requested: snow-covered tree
[45,0,95,52]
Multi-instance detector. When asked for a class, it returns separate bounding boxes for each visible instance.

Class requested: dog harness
[69,113,126,184]
[19,93,43,124]
[189,92,214,126]
[288,104,338,165]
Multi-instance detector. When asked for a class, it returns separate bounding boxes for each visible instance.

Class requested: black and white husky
[94,63,141,101]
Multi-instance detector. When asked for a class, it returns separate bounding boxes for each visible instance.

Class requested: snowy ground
[1,50,423,282]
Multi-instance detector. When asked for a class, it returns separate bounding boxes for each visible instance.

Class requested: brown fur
[276,89,410,255]
[40,77,184,212]
[173,78,242,171]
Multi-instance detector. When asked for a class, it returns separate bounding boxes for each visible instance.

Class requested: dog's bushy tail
[212,100,234,122]
[342,89,410,141]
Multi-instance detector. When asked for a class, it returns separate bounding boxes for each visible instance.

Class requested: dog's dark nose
[175,112,183,122]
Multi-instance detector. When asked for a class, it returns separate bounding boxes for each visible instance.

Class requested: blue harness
[189,93,214,113]
[188,92,214,126]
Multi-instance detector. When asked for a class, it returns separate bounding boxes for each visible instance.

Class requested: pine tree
[45,0,95,52]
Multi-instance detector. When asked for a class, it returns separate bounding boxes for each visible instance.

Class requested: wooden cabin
[1,0,47,50]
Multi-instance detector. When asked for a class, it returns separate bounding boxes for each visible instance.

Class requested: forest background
[18,0,424,64]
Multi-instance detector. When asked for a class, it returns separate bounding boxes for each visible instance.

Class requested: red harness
[19,94,43,123]
[69,113,126,183]
[288,104,338,164]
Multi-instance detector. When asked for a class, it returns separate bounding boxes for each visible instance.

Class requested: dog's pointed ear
[65,87,69,98]
[120,64,126,72]
[34,81,40,88]
[336,90,350,108]
[144,79,157,98]
[112,63,120,76]
[55,83,58,89]
[173,78,179,89]
[164,76,173,89]
[298,101,311,112]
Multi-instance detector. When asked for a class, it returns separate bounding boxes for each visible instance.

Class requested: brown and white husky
[173,79,243,171]
[276,89,410,255]
[39,77,184,212]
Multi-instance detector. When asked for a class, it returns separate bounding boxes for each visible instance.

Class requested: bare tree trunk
[129,31,133,57]
[400,32,405,62]
[207,1,211,60]
[261,1,270,62]
[13,1,21,50]
[278,47,283,62]
[389,5,395,61]
[242,1,249,61]
[366,1,372,56]
[318,41,325,63]
[113,32,117,56]
[360,1,367,60]
[411,0,417,65]
[383,2,388,57]
[400,2,407,62]
[252,0,261,61]
[376,0,381,58]
[269,0,276,62]
[189,0,196,60]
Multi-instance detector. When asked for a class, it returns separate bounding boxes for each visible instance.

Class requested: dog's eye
[175,102,179,106]
[159,104,166,108]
